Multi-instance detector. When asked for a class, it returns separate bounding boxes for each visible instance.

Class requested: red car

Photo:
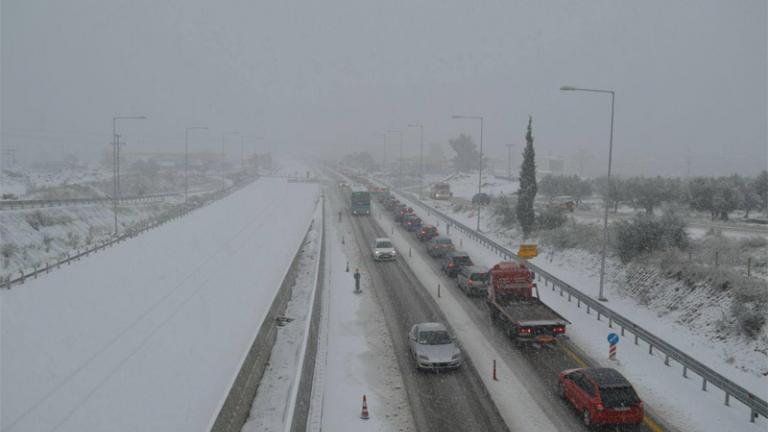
[558,368,643,428]
[417,225,438,241]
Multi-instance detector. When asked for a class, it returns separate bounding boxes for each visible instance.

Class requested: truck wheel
[582,410,592,428]
[558,382,566,399]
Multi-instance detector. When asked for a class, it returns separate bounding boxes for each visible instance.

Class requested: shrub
[539,222,602,252]
[492,195,517,227]
[614,213,688,262]
[536,208,567,230]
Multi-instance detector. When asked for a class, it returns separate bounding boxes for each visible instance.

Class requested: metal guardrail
[1,178,258,289]
[392,188,766,424]
[0,192,181,211]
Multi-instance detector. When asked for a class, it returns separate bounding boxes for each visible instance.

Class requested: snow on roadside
[392,192,767,432]
[421,194,768,394]
[241,206,322,432]
[309,193,415,432]
[1,178,319,432]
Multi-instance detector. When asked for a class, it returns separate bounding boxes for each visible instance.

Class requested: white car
[372,237,397,261]
[408,322,462,371]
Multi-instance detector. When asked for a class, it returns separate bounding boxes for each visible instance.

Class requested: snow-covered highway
[1,177,319,432]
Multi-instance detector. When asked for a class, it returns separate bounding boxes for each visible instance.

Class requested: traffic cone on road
[360,394,370,420]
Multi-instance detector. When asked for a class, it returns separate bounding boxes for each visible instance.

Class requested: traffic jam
[360,179,647,430]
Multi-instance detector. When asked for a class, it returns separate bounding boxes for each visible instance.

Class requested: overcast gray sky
[2,0,766,176]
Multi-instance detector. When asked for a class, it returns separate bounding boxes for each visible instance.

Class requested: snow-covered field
[394,192,767,432]
[1,177,319,432]
[421,172,518,200]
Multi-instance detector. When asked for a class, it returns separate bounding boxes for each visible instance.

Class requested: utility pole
[112,116,146,235]
[506,143,513,180]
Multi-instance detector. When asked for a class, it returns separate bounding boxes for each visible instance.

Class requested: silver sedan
[408,322,462,371]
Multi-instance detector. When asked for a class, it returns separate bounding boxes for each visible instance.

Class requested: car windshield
[437,238,451,244]
[418,330,451,345]
[600,386,640,408]
[470,273,488,282]
[454,256,471,265]
[376,241,392,248]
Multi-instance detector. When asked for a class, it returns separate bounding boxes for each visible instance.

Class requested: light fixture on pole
[185,126,208,203]
[451,115,484,231]
[408,124,424,199]
[112,115,146,235]
[560,85,615,302]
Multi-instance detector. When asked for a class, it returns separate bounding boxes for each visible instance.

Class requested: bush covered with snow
[491,195,517,227]
[536,207,567,230]
[614,212,688,262]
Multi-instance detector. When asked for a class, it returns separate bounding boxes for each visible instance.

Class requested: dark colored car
[558,368,644,428]
[417,225,439,241]
[426,236,455,258]
[403,215,422,232]
[395,206,413,222]
[456,265,490,296]
[441,251,473,277]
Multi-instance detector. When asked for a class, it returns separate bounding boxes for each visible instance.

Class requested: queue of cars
[373,189,644,428]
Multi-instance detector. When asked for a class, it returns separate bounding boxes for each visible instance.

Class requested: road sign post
[607,332,619,361]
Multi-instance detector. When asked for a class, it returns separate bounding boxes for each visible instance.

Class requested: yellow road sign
[518,244,538,259]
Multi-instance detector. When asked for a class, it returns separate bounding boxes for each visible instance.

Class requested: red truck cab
[487,262,568,345]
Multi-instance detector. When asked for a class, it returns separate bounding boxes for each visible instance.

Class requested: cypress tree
[516,116,537,237]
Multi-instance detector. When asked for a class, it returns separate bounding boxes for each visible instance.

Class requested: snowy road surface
[308,186,415,432]
[1,178,319,432]
[326,176,510,432]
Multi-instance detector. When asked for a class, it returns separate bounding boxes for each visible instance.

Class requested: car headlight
[374,250,381,255]
[452,353,461,360]
[418,355,429,361]
[391,250,397,256]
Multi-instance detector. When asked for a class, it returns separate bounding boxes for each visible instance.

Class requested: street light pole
[185,126,208,203]
[452,115,484,231]
[112,115,146,235]
[560,85,615,302]
[506,143,514,180]
[408,124,424,199]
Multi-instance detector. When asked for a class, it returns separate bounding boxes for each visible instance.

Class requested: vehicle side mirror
[530,272,536,280]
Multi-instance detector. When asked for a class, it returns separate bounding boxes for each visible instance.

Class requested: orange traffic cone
[360,394,370,420]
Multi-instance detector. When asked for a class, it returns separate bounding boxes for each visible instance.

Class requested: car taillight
[553,326,565,334]
[448,263,455,268]
[518,327,532,335]
[596,403,604,411]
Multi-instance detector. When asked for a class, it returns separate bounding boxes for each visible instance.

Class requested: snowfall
[385,182,767,432]
[1,176,319,432]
